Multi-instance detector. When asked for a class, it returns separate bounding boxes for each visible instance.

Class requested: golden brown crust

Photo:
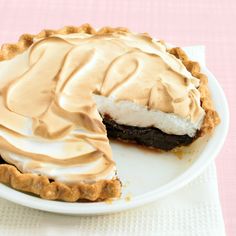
[0,24,219,202]
[0,163,121,201]
[168,47,220,136]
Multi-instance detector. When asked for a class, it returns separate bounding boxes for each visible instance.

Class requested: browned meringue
[0,31,205,183]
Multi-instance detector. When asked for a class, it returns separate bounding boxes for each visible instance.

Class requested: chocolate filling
[0,156,5,164]
[102,116,196,151]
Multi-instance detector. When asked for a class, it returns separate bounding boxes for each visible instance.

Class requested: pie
[0,24,220,202]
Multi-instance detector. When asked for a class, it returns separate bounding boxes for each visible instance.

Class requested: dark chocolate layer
[0,156,5,164]
[103,116,196,151]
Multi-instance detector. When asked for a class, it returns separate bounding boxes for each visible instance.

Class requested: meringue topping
[0,31,205,183]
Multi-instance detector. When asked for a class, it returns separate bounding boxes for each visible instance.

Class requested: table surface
[0,0,235,235]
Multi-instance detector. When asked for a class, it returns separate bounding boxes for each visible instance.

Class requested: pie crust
[0,163,121,201]
[0,24,220,201]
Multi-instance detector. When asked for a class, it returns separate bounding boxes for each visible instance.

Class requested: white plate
[0,67,229,215]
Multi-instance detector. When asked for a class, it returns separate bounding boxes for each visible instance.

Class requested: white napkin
[0,47,226,236]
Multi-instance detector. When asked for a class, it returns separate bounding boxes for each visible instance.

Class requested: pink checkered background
[0,0,235,235]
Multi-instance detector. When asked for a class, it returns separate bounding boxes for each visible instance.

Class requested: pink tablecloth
[0,0,235,235]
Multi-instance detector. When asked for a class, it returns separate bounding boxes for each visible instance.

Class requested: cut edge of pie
[0,24,220,201]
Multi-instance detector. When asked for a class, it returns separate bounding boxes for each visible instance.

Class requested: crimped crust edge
[0,163,121,201]
[168,47,220,136]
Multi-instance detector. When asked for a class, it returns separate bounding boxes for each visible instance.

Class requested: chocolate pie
[0,24,220,201]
